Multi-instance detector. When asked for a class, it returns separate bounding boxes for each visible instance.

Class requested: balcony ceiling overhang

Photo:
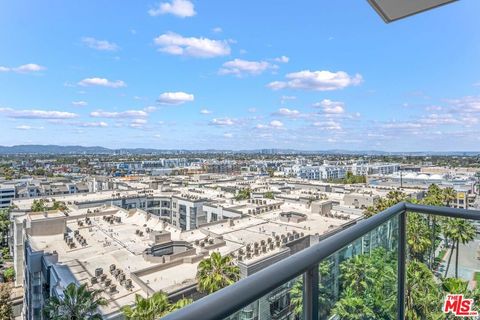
[368,0,458,23]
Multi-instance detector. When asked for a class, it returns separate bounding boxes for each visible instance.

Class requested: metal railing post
[303,270,312,320]
[303,265,319,320]
[397,210,406,320]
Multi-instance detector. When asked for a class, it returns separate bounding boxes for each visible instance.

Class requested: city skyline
[1,0,480,151]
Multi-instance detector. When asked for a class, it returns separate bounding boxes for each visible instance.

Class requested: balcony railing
[162,202,480,320]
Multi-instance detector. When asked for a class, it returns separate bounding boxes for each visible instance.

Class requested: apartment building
[298,166,347,181]
[0,183,15,208]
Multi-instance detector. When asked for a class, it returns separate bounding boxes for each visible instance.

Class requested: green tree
[43,283,108,320]
[0,283,13,320]
[407,213,432,262]
[0,209,10,247]
[267,168,275,177]
[441,277,468,294]
[31,199,46,212]
[235,188,251,201]
[168,297,193,313]
[449,219,477,278]
[442,187,457,207]
[422,184,444,268]
[52,201,67,211]
[335,249,396,319]
[290,279,303,316]
[291,262,333,319]
[264,191,275,200]
[405,261,444,320]
[332,287,376,320]
[364,191,407,218]
[122,292,191,319]
[3,267,14,282]
[196,252,240,294]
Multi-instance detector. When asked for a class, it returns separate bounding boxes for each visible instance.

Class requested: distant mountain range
[0,145,478,156]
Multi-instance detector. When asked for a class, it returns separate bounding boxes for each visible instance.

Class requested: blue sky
[1,0,479,151]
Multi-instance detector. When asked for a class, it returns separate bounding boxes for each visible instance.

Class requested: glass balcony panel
[318,216,399,319]
[408,213,479,318]
[224,275,303,320]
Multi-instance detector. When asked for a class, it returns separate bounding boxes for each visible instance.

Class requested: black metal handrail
[162,202,480,320]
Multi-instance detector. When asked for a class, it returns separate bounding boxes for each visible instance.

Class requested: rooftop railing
[162,202,480,320]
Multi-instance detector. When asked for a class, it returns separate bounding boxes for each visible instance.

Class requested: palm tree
[442,218,456,278]
[423,184,444,267]
[364,191,407,218]
[340,255,376,294]
[332,287,376,320]
[168,297,193,313]
[122,292,191,319]
[405,261,443,320]
[290,279,303,317]
[196,252,240,294]
[407,214,432,262]
[442,278,469,294]
[449,219,476,278]
[31,199,46,212]
[442,187,457,207]
[43,283,107,320]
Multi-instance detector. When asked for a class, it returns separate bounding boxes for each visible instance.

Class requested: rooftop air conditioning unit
[95,268,103,277]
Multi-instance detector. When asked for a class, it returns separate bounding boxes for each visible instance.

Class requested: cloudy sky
[1,0,479,151]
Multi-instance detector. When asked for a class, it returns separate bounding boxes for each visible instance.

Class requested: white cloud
[0,63,46,73]
[148,0,196,18]
[154,32,231,58]
[78,77,126,88]
[0,107,78,119]
[313,99,345,114]
[132,118,147,124]
[280,95,296,104]
[200,109,212,114]
[381,122,423,129]
[248,108,257,113]
[210,118,236,126]
[420,114,457,125]
[274,56,289,63]
[223,133,233,138]
[313,120,342,130]
[447,96,480,113]
[72,101,88,107]
[129,118,148,128]
[270,120,284,128]
[81,37,119,51]
[90,110,148,118]
[268,70,363,91]
[219,59,276,76]
[212,27,223,33]
[157,91,194,105]
[144,106,157,113]
[15,125,44,130]
[75,121,108,128]
[274,108,300,118]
